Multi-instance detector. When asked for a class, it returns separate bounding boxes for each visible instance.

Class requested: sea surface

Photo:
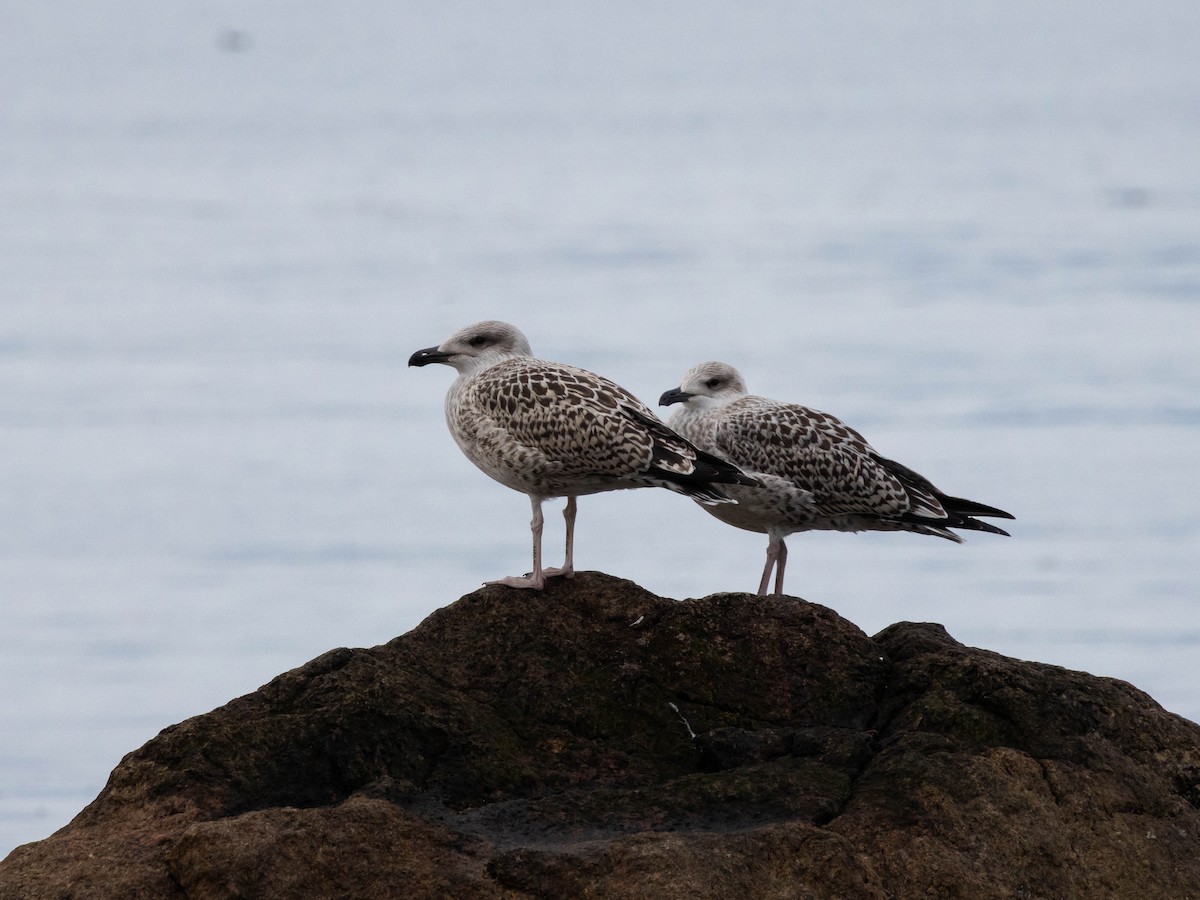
[3,1,1199,857]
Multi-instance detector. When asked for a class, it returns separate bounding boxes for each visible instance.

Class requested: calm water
[3,1,1199,856]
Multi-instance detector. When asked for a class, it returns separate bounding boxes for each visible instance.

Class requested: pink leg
[757,535,783,596]
[773,538,788,596]
[487,496,547,590]
[543,496,577,579]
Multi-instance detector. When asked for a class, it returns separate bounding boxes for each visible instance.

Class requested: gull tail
[875,453,1014,539]
[622,405,759,505]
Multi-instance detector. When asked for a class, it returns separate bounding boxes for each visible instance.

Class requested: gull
[408,322,757,589]
[660,362,1013,596]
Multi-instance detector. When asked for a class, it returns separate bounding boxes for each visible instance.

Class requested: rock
[2,572,1198,898]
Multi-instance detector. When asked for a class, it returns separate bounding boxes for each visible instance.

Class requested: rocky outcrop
[3,572,1199,898]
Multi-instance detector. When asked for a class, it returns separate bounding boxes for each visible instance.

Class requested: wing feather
[462,358,655,479]
[713,398,945,519]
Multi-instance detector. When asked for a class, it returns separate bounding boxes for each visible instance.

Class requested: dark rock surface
[3,572,1199,898]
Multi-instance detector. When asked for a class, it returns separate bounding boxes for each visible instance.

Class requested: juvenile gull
[409,323,757,589]
[660,362,1014,596]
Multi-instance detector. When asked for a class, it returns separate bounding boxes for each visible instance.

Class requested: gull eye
[468,335,490,348]
[704,377,721,389]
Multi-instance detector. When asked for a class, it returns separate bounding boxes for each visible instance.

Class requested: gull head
[659,361,749,411]
[408,320,534,375]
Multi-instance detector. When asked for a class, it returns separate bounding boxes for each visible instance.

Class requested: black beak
[659,387,693,407]
[408,346,455,367]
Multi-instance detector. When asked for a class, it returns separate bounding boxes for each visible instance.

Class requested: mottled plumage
[409,323,755,589]
[660,361,1013,596]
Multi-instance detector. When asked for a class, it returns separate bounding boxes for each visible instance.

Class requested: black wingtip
[941,495,1015,521]
[952,516,1012,537]
[619,403,759,501]
[692,447,760,489]
[648,452,759,504]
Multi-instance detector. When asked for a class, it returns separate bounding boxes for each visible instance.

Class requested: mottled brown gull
[409,322,757,589]
[660,361,1014,596]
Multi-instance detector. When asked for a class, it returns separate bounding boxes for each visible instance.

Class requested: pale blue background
[3,1,1198,856]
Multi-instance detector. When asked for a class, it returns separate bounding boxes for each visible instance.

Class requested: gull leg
[773,538,788,596]
[543,496,577,579]
[757,535,782,596]
[488,495,547,590]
